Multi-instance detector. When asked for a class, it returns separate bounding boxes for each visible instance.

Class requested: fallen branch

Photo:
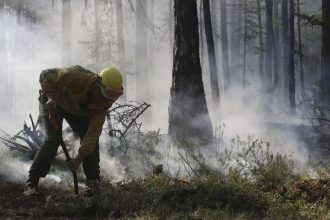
[106,101,151,155]
[0,114,42,159]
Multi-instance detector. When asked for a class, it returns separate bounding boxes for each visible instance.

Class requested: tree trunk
[229,0,241,81]
[322,0,330,104]
[289,0,296,113]
[168,0,213,142]
[27,9,37,61]
[116,0,127,102]
[243,0,247,89]
[148,0,154,79]
[257,0,264,81]
[61,0,72,66]
[265,0,274,90]
[282,0,290,99]
[169,0,174,59]
[0,0,9,111]
[199,0,204,67]
[147,0,154,121]
[0,0,6,80]
[12,0,24,114]
[221,0,231,89]
[297,0,306,99]
[203,0,220,105]
[211,0,220,77]
[272,0,280,91]
[94,0,100,63]
[135,0,149,102]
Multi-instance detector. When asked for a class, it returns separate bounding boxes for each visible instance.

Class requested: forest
[0,0,330,219]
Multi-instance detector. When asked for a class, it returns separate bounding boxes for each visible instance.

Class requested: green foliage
[43,172,330,219]
[41,133,330,219]
[266,193,330,220]
[251,152,294,192]
[298,11,322,27]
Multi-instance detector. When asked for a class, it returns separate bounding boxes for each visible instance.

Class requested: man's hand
[45,98,56,110]
[67,153,86,172]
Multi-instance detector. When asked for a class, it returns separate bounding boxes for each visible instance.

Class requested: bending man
[23,65,123,196]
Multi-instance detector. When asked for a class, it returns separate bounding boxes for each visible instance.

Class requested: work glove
[45,98,57,110]
[67,153,86,172]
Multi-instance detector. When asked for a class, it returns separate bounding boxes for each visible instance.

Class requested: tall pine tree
[169,0,213,142]
[322,0,330,105]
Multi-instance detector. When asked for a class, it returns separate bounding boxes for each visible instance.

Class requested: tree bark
[135,0,150,102]
[211,0,220,76]
[265,0,274,90]
[0,0,6,79]
[116,0,127,102]
[148,0,154,79]
[168,0,213,142]
[322,0,330,104]
[0,0,9,110]
[61,0,72,66]
[289,0,296,113]
[257,0,264,81]
[229,0,242,81]
[94,0,100,63]
[272,0,280,91]
[199,0,204,67]
[243,0,247,89]
[297,0,306,99]
[147,0,154,121]
[221,0,231,89]
[169,0,174,61]
[203,0,220,104]
[282,0,290,99]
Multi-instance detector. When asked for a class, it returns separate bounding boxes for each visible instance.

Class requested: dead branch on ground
[105,101,151,155]
[0,114,42,159]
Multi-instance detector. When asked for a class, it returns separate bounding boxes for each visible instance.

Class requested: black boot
[84,179,100,197]
[23,176,40,196]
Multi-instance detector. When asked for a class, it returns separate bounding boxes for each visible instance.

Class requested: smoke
[0,7,58,133]
[0,151,30,182]
[99,134,127,182]
[0,0,319,186]
[0,148,67,186]
[0,136,126,185]
[211,81,310,171]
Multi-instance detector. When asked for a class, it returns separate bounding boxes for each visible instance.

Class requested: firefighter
[23,65,123,196]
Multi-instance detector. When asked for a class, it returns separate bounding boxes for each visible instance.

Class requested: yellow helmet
[98,67,123,100]
[98,67,123,89]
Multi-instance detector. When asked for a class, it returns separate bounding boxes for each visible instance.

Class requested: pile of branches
[0,102,150,160]
[0,114,42,160]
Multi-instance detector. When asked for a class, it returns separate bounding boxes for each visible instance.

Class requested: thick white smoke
[0,0,318,186]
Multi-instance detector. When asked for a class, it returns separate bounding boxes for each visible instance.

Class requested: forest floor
[0,179,73,219]
[0,171,329,220]
[1,123,330,219]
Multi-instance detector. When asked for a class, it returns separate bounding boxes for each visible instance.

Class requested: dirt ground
[0,178,82,219]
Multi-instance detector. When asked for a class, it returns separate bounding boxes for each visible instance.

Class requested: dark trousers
[28,91,100,180]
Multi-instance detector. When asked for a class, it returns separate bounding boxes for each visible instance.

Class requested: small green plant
[3,127,330,219]
[251,151,294,191]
